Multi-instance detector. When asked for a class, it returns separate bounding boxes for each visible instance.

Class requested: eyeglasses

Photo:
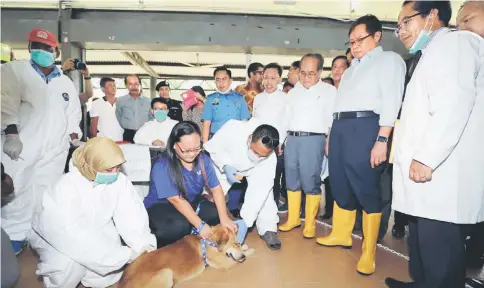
[345,34,373,48]
[176,143,203,155]
[261,136,279,149]
[394,12,423,37]
[299,71,318,78]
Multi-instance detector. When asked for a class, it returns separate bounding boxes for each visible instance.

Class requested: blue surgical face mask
[31,49,55,67]
[409,14,434,54]
[154,110,168,122]
[94,172,120,185]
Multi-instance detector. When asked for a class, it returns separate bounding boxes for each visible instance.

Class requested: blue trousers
[328,116,384,213]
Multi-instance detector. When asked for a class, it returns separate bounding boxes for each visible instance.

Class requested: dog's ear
[214,227,230,251]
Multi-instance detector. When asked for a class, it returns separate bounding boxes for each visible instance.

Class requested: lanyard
[191,202,218,267]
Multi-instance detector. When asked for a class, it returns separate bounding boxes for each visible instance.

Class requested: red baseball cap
[27,28,58,48]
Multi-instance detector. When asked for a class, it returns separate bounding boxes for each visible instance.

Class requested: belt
[333,111,378,120]
[287,131,325,137]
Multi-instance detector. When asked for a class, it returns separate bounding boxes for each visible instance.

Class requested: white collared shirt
[133,118,178,146]
[90,97,124,142]
[286,80,337,134]
[252,89,289,142]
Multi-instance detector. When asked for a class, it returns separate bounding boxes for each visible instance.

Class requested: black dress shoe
[392,225,406,239]
[385,278,415,288]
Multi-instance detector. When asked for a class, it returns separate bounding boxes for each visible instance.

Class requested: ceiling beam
[121,51,159,78]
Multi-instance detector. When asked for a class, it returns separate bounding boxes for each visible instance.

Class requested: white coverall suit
[30,168,156,288]
[204,118,279,235]
[1,60,82,241]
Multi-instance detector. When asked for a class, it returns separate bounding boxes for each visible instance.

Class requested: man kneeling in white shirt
[134,98,178,147]
[204,119,281,249]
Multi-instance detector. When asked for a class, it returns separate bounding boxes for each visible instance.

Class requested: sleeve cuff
[412,152,437,171]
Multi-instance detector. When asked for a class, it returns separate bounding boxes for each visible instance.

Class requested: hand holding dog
[234,219,248,244]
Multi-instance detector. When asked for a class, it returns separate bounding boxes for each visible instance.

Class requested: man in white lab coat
[252,63,289,211]
[133,97,178,147]
[204,119,281,249]
[1,28,82,255]
[386,1,484,287]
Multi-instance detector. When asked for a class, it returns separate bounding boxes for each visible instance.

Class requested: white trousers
[29,232,122,288]
[1,150,68,241]
[213,168,279,236]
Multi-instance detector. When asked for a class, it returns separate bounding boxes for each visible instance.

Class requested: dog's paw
[244,248,256,257]
[241,244,249,252]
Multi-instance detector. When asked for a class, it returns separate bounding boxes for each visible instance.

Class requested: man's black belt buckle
[333,111,378,120]
[288,131,324,137]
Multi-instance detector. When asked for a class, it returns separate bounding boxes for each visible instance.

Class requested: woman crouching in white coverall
[30,137,156,288]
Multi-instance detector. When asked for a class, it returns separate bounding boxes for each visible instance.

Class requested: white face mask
[247,140,265,164]
[217,88,231,95]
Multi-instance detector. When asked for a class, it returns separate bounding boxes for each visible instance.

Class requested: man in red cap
[1,28,82,257]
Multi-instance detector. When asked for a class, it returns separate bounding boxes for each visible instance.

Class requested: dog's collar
[200,239,217,267]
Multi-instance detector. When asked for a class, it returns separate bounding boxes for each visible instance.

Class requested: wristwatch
[376,136,388,143]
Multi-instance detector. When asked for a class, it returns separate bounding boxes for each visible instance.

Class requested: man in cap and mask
[1,28,82,255]
[156,80,183,122]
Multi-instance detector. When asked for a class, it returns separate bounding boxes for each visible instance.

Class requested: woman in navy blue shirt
[144,121,236,247]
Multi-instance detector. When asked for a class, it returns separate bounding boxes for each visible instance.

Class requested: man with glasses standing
[386,1,484,287]
[316,15,406,276]
[278,53,337,241]
[204,119,282,249]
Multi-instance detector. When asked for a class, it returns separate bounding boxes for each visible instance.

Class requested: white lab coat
[133,118,178,146]
[392,29,484,224]
[204,119,278,235]
[30,168,156,288]
[1,60,82,241]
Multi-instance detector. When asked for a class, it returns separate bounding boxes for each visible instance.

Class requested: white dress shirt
[252,90,289,142]
[90,98,124,142]
[133,118,178,146]
[286,80,336,134]
[334,46,406,127]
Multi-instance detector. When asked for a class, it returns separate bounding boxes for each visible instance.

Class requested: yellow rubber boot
[357,211,382,275]
[316,202,356,248]
[278,191,301,232]
[303,194,321,239]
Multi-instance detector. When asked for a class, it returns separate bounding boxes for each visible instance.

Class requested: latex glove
[223,165,242,185]
[234,219,248,244]
[3,134,23,160]
[71,139,85,147]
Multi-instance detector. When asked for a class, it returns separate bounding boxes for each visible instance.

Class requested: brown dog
[118,225,255,288]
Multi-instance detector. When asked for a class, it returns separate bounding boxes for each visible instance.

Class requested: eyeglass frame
[176,143,203,155]
[345,33,374,48]
[394,12,423,38]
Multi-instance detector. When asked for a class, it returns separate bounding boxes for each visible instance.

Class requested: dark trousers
[466,221,484,267]
[323,177,333,215]
[407,216,467,288]
[147,199,220,248]
[273,153,287,204]
[123,129,137,143]
[329,116,384,213]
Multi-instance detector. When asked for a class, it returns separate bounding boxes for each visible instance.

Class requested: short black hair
[331,55,349,67]
[349,14,383,39]
[263,62,283,77]
[191,86,206,98]
[301,53,324,71]
[283,81,294,89]
[151,97,168,108]
[251,124,279,150]
[402,1,452,27]
[322,77,335,86]
[213,66,232,78]
[124,74,141,86]
[291,60,301,69]
[248,62,264,78]
[155,80,170,91]
[100,77,115,88]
